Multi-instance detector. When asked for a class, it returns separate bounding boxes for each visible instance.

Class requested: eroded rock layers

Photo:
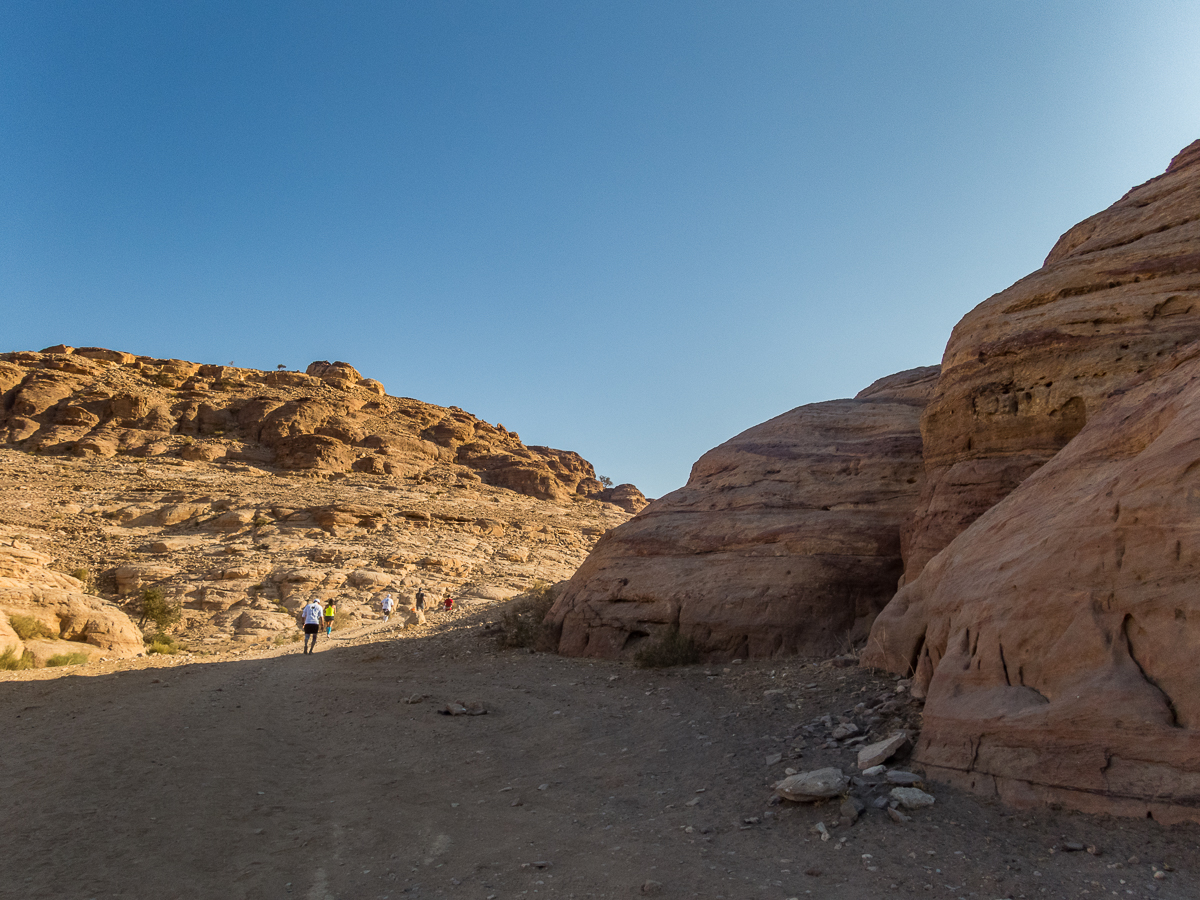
[0,348,647,508]
[862,139,1200,822]
[865,345,1200,823]
[902,139,1200,582]
[549,366,939,660]
[0,544,142,662]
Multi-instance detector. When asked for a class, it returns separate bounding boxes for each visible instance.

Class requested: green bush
[0,647,36,670]
[634,628,700,668]
[8,614,56,641]
[46,651,90,667]
[145,633,183,655]
[497,581,558,650]
[137,588,181,632]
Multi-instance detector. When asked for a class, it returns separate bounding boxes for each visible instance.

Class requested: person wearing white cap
[301,596,324,654]
[381,593,395,622]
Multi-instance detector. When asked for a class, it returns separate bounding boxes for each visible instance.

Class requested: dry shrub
[0,647,36,670]
[497,581,558,651]
[47,651,90,667]
[9,614,56,641]
[145,633,184,655]
[633,628,700,668]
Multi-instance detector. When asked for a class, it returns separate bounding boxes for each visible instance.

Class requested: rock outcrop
[0,349,623,505]
[549,366,939,660]
[595,483,649,515]
[864,343,1200,824]
[902,139,1200,582]
[0,543,142,663]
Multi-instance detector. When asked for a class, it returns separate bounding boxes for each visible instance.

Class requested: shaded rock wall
[903,139,1200,582]
[549,366,938,661]
[863,344,1200,824]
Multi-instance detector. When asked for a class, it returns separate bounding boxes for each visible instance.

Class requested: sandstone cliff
[901,139,1200,582]
[549,366,939,660]
[864,343,1200,823]
[0,348,637,661]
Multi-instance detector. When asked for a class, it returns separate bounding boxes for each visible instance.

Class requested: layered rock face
[0,349,617,504]
[902,139,1200,582]
[549,366,939,660]
[864,344,1200,823]
[0,543,142,663]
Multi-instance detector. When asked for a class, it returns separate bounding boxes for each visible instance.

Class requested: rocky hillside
[0,348,643,664]
[549,365,939,660]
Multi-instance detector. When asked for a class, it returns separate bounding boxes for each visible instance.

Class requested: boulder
[549,366,939,660]
[890,787,935,809]
[113,563,179,595]
[902,139,1200,583]
[0,545,141,660]
[775,767,849,802]
[857,732,910,769]
[864,341,1200,824]
[596,483,649,514]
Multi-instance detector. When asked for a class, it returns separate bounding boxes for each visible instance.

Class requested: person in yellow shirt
[323,599,336,636]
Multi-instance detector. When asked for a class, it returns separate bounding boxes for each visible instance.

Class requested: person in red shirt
[443,595,454,611]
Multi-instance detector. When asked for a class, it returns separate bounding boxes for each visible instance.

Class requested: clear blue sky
[3,2,1199,498]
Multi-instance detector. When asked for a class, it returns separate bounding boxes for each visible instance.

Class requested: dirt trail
[4,607,1200,900]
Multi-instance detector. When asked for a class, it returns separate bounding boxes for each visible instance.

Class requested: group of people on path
[300,586,455,654]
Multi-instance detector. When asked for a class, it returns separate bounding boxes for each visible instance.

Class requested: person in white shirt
[381,593,395,622]
[301,597,324,654]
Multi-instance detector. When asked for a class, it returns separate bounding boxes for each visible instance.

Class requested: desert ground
[3,603,1199,900]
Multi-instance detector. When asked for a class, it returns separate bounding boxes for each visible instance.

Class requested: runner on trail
[323,599,336,635]
[415,587,426,612]
[301,596,323,654]
[381,593,395,622]
[443,595,454,611]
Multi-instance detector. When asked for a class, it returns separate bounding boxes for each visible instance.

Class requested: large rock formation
[902,139,1200,582]
[0,543,142,663]
[864,344,1200,824]
[549,366,939,660]
[0,349,621,504]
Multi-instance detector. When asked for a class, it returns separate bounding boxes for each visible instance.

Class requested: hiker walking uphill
[323,599,337,635]
[415,588,426,612]
[381,593,395,622]
[301,597,323,654]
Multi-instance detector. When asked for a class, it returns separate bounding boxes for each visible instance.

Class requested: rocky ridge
[0,348,641,662]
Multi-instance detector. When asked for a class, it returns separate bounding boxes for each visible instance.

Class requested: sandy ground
[4,606,1200,900]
